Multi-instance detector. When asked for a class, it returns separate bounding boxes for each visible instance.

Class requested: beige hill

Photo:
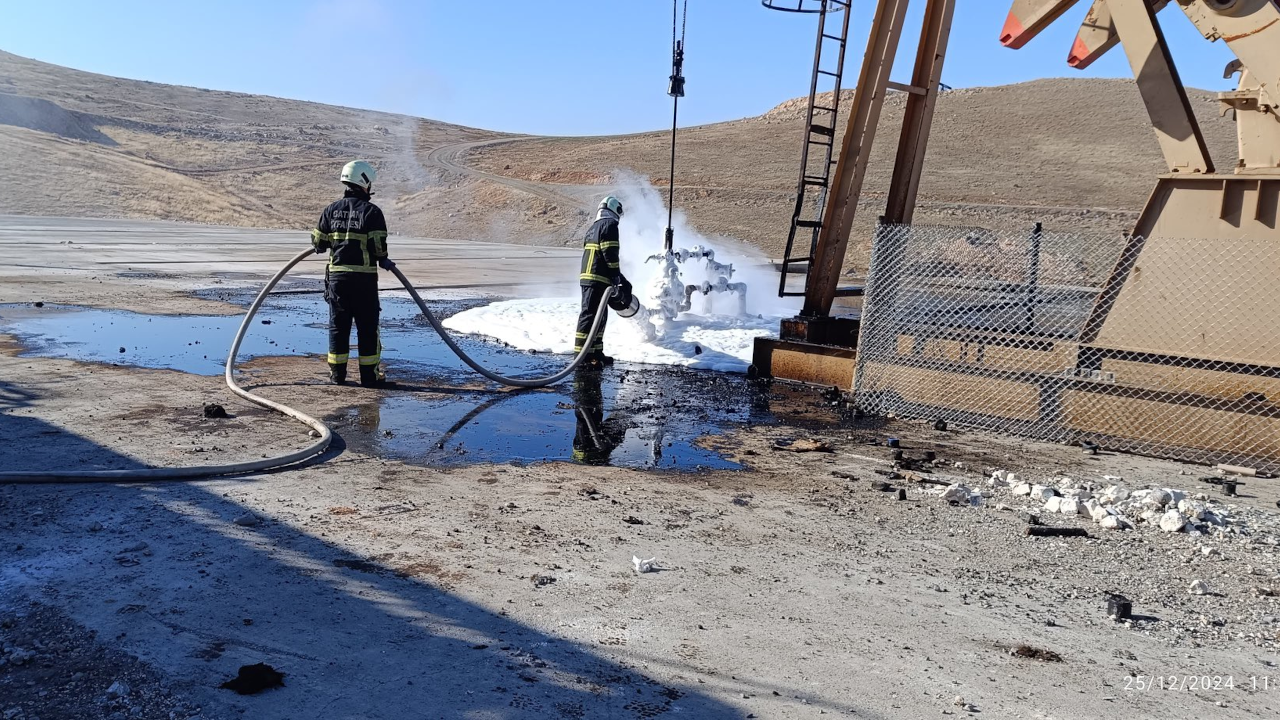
[0,50,1239,267]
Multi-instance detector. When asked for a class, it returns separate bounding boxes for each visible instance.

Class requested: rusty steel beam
[1109,0,1215,173]
[1069,0,1170,69]
[1000,0,1085,48]
[885,0,957,225]
[803,0,911,318]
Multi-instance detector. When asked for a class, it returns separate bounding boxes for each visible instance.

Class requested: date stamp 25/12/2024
[1123,675,1272,693]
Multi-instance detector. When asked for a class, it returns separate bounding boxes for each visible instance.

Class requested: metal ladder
[776,0,853,298]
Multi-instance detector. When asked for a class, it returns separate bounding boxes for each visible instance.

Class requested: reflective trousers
[326,272,380,375]
[575,283,609,354]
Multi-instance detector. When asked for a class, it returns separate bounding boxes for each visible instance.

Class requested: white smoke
[610,172,801,319]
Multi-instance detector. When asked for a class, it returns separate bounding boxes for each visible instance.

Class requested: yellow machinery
[754,0,1280,469]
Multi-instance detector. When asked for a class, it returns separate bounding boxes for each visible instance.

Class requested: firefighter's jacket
[579,212,622,286]
[311,189,388,274]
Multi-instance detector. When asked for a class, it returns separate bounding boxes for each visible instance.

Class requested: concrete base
[750,337,858,388]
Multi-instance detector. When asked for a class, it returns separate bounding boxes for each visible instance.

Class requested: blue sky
[0,0,1234,136]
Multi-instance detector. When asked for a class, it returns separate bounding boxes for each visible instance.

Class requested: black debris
[1010,645,1062,662]
[219,663,285,695]
[1106,594,1132,621]
[1025,526,1088,538]
[202,403,230,419]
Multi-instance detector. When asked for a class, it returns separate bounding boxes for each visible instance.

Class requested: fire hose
[0,249,614,483]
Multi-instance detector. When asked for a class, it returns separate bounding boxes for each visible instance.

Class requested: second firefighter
[577,195,632,369]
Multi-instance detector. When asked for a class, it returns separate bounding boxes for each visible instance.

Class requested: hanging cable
[664,0,687,253]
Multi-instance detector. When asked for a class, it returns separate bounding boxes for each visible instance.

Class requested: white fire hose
[0,249,614,483]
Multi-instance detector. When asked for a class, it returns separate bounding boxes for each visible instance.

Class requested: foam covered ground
[442,298,779,373]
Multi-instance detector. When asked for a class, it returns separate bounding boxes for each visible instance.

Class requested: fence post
[1023,222,1043,334]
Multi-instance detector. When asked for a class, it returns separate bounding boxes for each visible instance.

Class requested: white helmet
[599,195,624,217]
[340,160,377,192]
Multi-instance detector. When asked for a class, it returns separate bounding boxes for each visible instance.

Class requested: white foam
[443,177,801,373]
[442,298,779,373]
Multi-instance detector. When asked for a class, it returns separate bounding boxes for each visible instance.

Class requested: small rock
[1012,483,1032,496]
[941,484,971,504]
[530,574,556,588]
[1201,546,1220,557]
[1090,505,1111,523]
[1158,510,1186,533]
[1059,498,1081,516]
[1029,485,1057,502]
[106,680,131,699]
[1101,484,1129,503]
[1179,499,1207,520]
[633,556,657,573]
[89,522,103,532]
[1044,496,1063,514]
[118,347,127,353]
[1100,515,1132,530]
[1146,489,1173,508]
[308,430,321,439]
[1189,579,1211,595]
[120,542,148,553]
[233,513,261,527]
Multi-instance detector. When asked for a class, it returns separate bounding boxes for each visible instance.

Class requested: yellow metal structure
[755,0,1280,468]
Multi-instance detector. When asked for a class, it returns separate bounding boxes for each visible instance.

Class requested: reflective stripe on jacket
[312,189,388,274]
[579,216,621,285]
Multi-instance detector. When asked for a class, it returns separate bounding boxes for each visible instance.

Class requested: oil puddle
[332,368,766,470]
[0,298,783,471]
[0,295,551,381]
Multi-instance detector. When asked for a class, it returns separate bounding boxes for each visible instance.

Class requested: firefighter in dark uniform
[577,196,631,369]
[311,160,394,387]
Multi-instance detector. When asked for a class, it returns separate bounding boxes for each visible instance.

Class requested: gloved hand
[378,257,396,270]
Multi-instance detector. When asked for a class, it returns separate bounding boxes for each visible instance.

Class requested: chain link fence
[854,223,1280,472]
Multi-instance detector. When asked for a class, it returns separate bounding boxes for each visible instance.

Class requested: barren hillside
[467,79,1238,261]
[0,50,1240,267]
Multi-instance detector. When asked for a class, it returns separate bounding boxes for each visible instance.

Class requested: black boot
[328,363,347,385]
[359,363,386,388]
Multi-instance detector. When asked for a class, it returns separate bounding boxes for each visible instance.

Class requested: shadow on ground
[0,378,875,718]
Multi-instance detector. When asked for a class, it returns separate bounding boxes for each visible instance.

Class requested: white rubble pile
[974,468,1280,540]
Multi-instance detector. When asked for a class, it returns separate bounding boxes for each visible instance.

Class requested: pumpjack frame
[753,0,1280,466]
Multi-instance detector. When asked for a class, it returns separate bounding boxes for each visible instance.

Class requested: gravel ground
[3,345,1280,719]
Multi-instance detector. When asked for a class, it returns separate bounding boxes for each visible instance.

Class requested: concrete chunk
[1158,510,1186,533]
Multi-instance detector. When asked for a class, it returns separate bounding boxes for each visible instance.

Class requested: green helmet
[340,160,377,191]
[599,195,624,217]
